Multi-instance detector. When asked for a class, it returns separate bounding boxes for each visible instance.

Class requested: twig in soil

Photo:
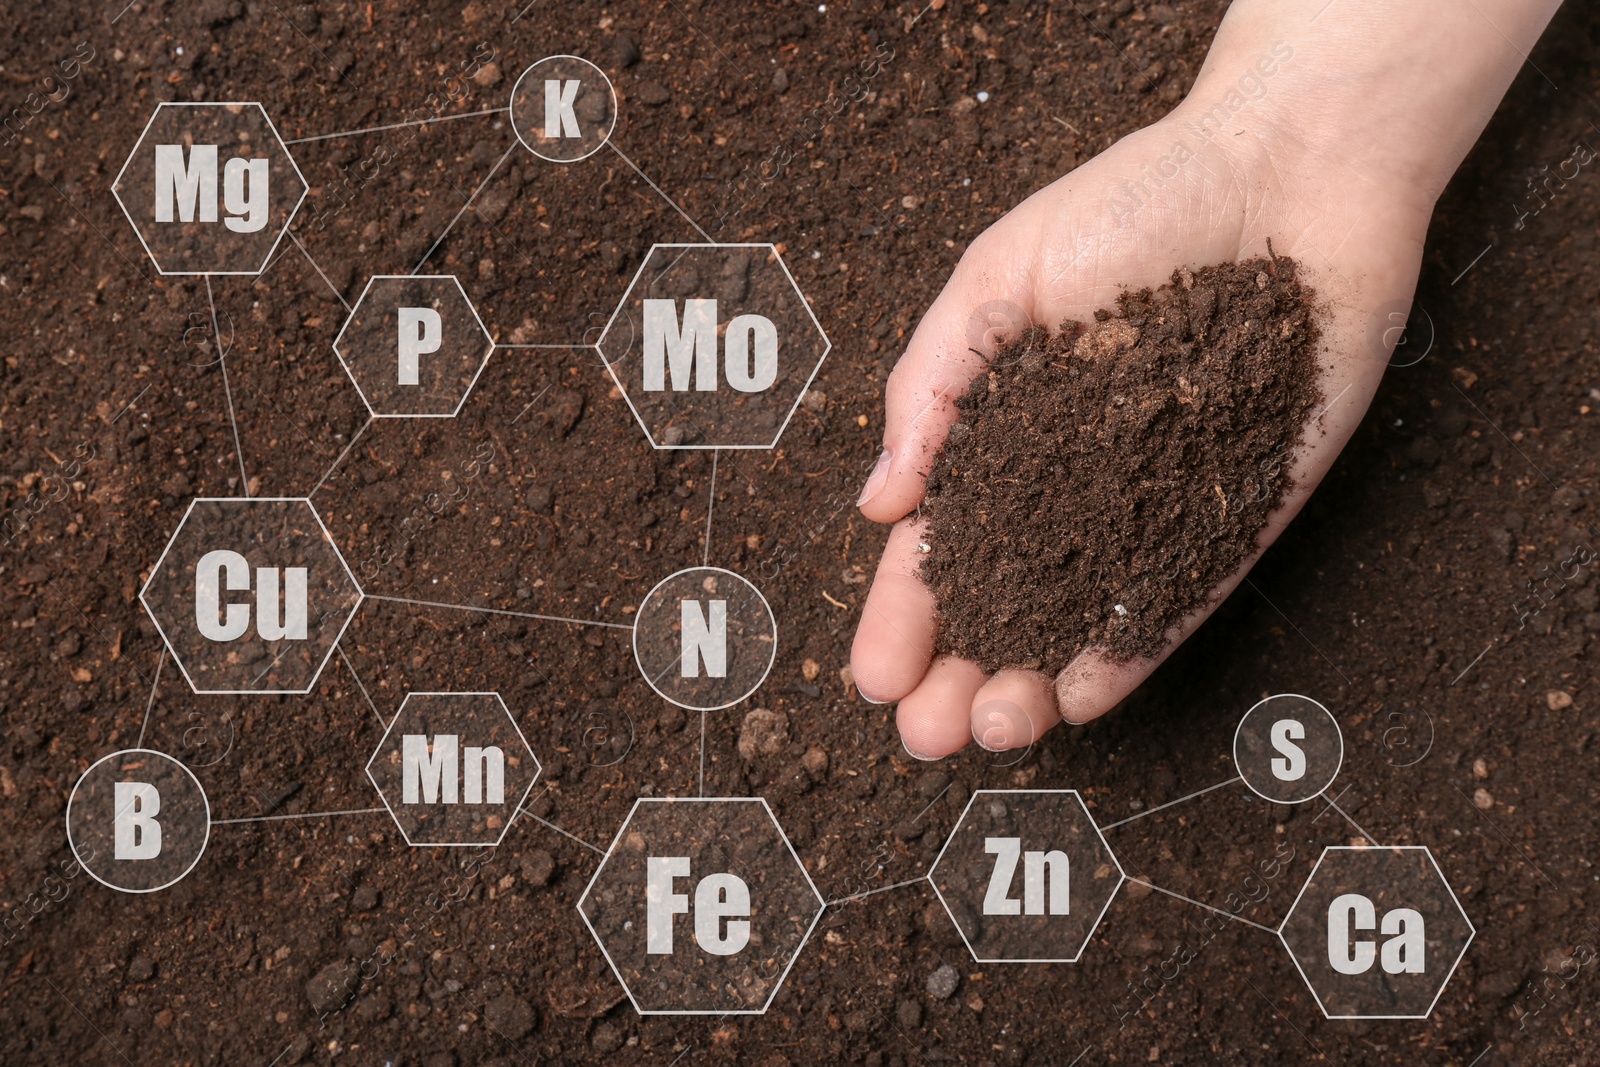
[826,875,931,907]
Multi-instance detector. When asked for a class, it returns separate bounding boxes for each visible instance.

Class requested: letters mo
[644,299,778,393]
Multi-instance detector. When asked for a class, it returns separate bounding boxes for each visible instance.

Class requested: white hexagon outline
[631,566,777,712]
[576,796,825,1015]
[364,691,542,848]
[594,243,832,450]
[928,788,1126,964]
[1276,844,1476,1020]
[111,101,309,277]
[332,274,496,419]
[1233,692,1345,804]
[66,747,211,894]
[137,496,365,695]
[509,55,618,164]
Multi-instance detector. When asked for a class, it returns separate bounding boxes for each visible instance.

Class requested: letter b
[114,782,162,860]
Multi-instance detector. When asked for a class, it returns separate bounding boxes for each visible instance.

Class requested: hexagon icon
[596,244,830,449]
[1279,845,1474,1019]
[334,275,494,418]
[140,498,362,694]
[112,102,307,275]
[929,789,1124,964]
[578,797,824,1014]
[366,692,540,847]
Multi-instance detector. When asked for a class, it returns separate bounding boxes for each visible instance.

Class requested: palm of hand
[850,112,1432,758]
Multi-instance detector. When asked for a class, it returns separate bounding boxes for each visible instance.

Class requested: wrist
[1171,0,1564,217]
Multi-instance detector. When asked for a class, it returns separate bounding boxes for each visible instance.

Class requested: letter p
[398,307,442,386]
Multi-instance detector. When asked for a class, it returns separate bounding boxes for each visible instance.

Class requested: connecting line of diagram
[413,141,519,275]
[1101,775,1289,937]
[280,107,512,147]
[204,782,608,859]
[205,275,251,497]
[360,593,632,631]
[89,52,1475,1014]
[201,95,711,509]
[815,777,1275,919]
[286,228,351,311]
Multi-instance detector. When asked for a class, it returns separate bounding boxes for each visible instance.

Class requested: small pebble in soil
[802,745,829,777]
[591,1021,626,1053]
[739,708,789,760]
[521,849,556,888]
[483,993,538,1039]
[305,961,358,1015]
[927,963,961,1000]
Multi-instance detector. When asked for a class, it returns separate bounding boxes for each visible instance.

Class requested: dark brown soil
[5,2,1600,1066]
[923,256,1321,672]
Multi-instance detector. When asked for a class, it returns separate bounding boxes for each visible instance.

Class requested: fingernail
[901,738,940,762]
[856,449,892,508]
[857,683,889,705]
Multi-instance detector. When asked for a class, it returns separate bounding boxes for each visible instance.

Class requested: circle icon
[1378,703,1435,768]
[972,697,1036,767]
[510,56,617,163]
[1365,299,1434,368]
[66,748,211,893]
[633,567,776,711]
[1233,693,1343,803]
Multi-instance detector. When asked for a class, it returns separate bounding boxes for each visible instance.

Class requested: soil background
[2,1,1598,1065]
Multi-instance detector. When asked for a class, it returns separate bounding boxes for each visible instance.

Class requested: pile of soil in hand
[922,254,1323,673]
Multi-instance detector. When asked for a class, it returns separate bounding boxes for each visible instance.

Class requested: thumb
[857,247,1041,523]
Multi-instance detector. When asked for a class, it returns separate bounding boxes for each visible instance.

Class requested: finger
[971,670,1061,751]
[1053,650,1166,725]
[897,656,987,760]
[857,238,1042,523]
[850,519,938,704]
[1048,536,1269,725]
